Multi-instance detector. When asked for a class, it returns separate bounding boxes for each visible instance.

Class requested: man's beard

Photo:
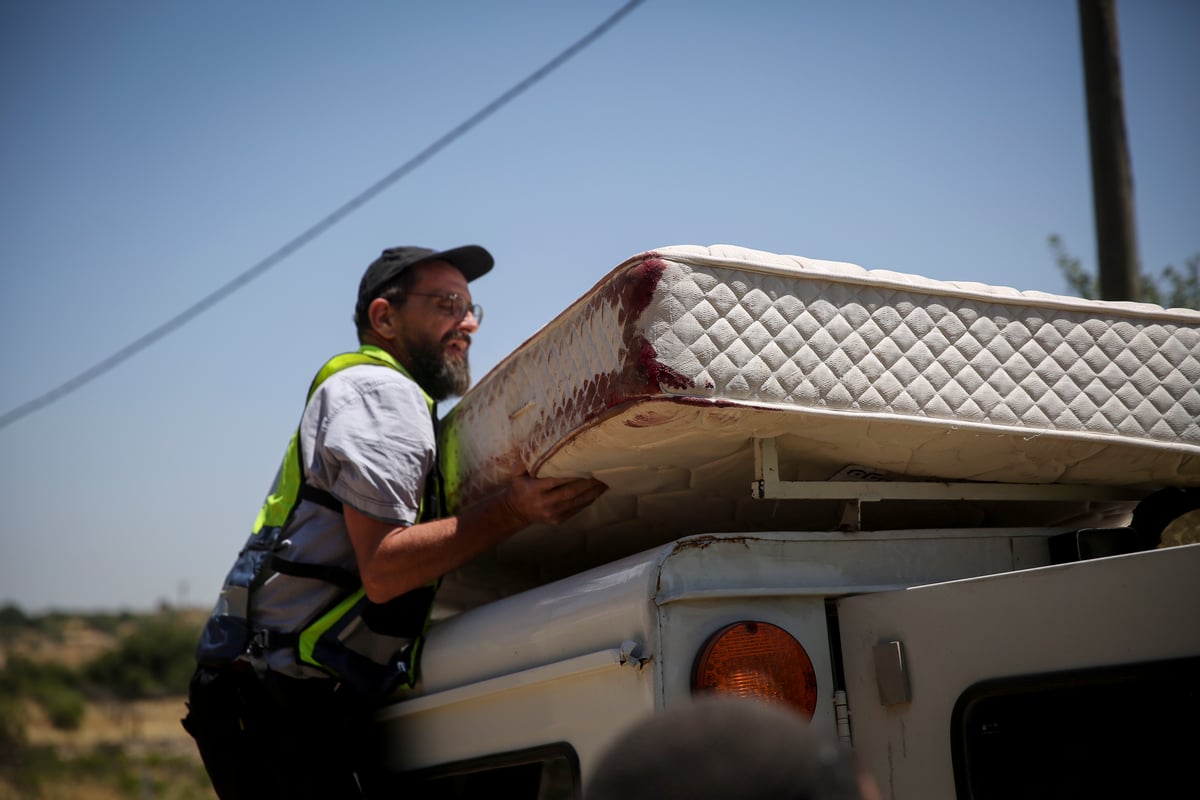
[408,333,471,401]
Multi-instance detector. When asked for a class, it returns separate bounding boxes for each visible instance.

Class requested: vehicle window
[378,743,579,800]
[951,656,1200,799]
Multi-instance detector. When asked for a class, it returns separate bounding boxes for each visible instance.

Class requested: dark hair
[586,696,871,800]
[355,267,420,340]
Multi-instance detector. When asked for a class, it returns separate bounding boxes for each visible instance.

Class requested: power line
[0,0,645,433]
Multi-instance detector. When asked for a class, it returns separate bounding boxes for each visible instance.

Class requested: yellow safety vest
[195,345,441,697]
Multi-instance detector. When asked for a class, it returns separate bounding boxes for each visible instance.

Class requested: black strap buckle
[250,629,298,653]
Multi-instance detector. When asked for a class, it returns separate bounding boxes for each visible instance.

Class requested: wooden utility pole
[1078,0,1140,300]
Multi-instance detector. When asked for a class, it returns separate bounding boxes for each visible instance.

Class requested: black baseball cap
[355,244,494,326]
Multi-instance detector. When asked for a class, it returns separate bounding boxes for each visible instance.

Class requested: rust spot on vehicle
[671,535,755,553]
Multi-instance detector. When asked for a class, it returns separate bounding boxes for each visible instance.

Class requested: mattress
[436,244,1200,609]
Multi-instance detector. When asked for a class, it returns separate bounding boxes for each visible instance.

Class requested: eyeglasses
[405,291,483,324]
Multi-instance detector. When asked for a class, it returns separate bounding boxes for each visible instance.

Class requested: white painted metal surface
[374,645,654,780]
[836,543,1200,800]
[377,528,1068,786]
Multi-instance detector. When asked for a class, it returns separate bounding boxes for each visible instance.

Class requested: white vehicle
[372,245,1200,799]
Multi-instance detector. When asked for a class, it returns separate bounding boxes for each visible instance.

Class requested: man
[585,695,883,800]
[183,245,607,798]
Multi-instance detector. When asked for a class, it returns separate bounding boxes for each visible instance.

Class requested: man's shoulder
[316,361,426,413]
[321,360,415,390]
[313,349,403,381]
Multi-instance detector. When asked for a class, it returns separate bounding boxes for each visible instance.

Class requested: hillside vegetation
[0,604,214,800]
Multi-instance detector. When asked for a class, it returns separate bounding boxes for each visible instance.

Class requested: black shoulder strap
[264,553,359,590]
[300,483,343,514]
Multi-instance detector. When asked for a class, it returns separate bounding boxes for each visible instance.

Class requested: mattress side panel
[441,255,674,511]
[644,258,1200,453]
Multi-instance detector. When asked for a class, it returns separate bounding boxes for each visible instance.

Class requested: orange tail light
[691,620,819,718]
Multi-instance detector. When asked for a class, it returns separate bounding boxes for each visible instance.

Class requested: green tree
[0,655,87,732]
[83,615,199,699]
[0,692,26,766]
[1049,235,1200,309]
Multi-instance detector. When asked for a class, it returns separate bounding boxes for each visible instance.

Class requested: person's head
[355,245,493,401]
[585,695,881,800]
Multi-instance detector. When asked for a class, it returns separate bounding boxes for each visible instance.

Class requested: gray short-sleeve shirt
[301,363,435,525]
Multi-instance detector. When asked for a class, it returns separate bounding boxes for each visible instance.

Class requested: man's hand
[347,473,608,602]
[501,473,608,527]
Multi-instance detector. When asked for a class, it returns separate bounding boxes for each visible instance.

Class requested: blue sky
[2,0,1197,612]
